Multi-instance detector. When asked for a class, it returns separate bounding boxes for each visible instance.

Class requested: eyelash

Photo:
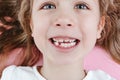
[40,2,56,10]
[75,3,89,10]
[40,2,89,10]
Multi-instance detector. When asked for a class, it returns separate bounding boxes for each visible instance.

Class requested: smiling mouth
[49,37,80,49]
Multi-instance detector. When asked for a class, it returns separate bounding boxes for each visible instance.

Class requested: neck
[40,59,86,80]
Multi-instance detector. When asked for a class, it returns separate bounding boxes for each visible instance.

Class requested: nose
[53,14,76,28]
[55,19,73,27]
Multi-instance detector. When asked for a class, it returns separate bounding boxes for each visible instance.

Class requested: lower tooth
[54,42,59,46]
[71,42,76,46]
[61,43,68,48]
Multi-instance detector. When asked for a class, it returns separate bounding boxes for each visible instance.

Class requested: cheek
[32,26,46,55]
[31,16,51,53]
[79,16,99,46]
[32,22,47,42]
[83,27,98,42]
[32,16,49,38]
[80,14,99,36]
[32,25,46,37]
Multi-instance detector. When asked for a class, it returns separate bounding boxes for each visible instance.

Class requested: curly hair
[0,0,25,53]
[0,0,40,66]
[97,0,120,63]
[18,0,120,64]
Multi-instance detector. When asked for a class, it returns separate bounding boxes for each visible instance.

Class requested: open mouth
[49,37,80,49]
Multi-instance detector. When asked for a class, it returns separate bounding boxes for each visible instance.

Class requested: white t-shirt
[1,65,116,80]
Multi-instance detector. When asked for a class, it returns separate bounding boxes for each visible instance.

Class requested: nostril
[55,23,72,27]
[56,24,61,26]
[67,24,72,26]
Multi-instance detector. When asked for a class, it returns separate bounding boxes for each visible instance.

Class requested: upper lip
[49,35,80,40]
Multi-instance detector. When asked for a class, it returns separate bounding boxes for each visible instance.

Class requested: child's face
[31,0,104,64]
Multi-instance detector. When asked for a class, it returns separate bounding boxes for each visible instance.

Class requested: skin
[31,0,105,80]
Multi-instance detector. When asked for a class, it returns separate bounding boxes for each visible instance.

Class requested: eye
[40,3,56,10]
[75,3,89,10]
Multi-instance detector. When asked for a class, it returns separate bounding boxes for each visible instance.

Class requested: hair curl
[0,0,40,66]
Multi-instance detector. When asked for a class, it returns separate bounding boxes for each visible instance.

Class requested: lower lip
[49,40,80,53]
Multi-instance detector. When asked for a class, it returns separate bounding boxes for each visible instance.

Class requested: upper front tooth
[59,39,64,42]
[53,38,61,42]
[65,39,70,42]
[70,39,75,42]
[53,38,57,42]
